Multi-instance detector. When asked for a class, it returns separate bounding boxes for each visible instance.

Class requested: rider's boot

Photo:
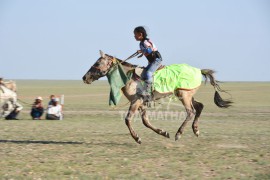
[141,82,152,102]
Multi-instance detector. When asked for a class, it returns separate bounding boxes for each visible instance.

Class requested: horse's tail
[201,69,233,108]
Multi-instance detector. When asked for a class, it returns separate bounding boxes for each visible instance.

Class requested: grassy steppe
[0,80,269,179]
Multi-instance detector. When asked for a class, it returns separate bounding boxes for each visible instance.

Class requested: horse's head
[0,85,17,104]
[82,50,115,84]
[2,80,17,92]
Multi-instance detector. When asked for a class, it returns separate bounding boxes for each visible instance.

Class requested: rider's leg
[142,58,162,100]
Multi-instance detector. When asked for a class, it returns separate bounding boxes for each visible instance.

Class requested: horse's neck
[115,59,137,74]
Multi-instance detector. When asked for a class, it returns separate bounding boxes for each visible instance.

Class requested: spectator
[1,97,23,120]
[48,94,56,107]
[46,98,63,120]
[30,96,44,120]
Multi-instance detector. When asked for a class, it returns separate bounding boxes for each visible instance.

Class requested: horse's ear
[112,57,117,64]
[99,50,105,58]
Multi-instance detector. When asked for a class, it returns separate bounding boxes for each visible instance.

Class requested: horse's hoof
[136,138,142,144]
[165,132,170,138]
[193,129,199,137]
[195,130,200,137]
[175,133,181,141]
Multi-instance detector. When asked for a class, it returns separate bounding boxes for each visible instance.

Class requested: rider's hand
[137,50,143,58]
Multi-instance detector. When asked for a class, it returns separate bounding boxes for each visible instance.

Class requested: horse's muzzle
[82,76,89,84]
[82,75,87,82]
[82,75,93,84]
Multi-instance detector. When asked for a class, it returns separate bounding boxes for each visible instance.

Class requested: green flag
[106,63,131,106]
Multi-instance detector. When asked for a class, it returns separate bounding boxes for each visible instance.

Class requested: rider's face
[134,31,143,41]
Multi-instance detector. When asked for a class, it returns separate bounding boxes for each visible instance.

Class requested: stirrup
[140,92,152,102]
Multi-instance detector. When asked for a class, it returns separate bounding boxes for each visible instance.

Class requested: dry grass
[0,80,269,179]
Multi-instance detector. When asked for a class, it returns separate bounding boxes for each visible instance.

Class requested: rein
[88,52,140,83]
[121,51,140,64]
[103,52,140,74]
[91,51,139,70]
[17,98,33,106]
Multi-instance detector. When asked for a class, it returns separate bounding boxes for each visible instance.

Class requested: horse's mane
[105,54,138,69]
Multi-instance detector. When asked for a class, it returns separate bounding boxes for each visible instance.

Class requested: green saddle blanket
[153,64,202,93]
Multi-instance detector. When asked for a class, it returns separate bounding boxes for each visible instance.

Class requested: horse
[82,50,232,144]
[0,84,18,117]
[2,80,17,92]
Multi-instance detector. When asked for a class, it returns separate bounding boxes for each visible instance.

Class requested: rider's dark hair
[134,26,149,41]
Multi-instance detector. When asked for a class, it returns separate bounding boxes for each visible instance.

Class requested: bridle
[90,55,115,78]
[88,52,140,80]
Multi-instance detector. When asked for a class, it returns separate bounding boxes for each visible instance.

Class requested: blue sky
[0,0,269,81]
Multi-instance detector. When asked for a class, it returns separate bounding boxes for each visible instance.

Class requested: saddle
[133,65,165,80]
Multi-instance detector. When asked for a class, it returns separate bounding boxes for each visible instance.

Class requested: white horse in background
[0,85,18,117]
[0,85,17,101]
[0,80,17,103]
[2,80,17,92]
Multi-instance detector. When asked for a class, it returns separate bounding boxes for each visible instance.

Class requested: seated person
[48,94,56,107]
[1,98,23,120]
[30,96,44,120]
[46,98,63,120]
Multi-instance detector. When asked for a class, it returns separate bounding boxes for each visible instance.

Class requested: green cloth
[106,63,131,106]
[153,64,202,93]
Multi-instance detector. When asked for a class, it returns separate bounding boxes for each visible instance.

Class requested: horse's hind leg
[175,90,195,141]
[139,106,170,138]
[192,99,204,137]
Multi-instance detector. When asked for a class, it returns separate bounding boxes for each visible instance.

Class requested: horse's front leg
[139,106,170,138]
[125,101,142,144]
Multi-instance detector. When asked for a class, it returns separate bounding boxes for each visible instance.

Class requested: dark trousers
[46,114,60,120]
[31,108,44,119]
[5,110,19,120]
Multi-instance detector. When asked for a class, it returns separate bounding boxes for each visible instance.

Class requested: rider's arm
[142,47,152,54]
[141,40,153,54]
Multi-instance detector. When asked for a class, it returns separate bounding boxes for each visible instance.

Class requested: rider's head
[134,26,148,41]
